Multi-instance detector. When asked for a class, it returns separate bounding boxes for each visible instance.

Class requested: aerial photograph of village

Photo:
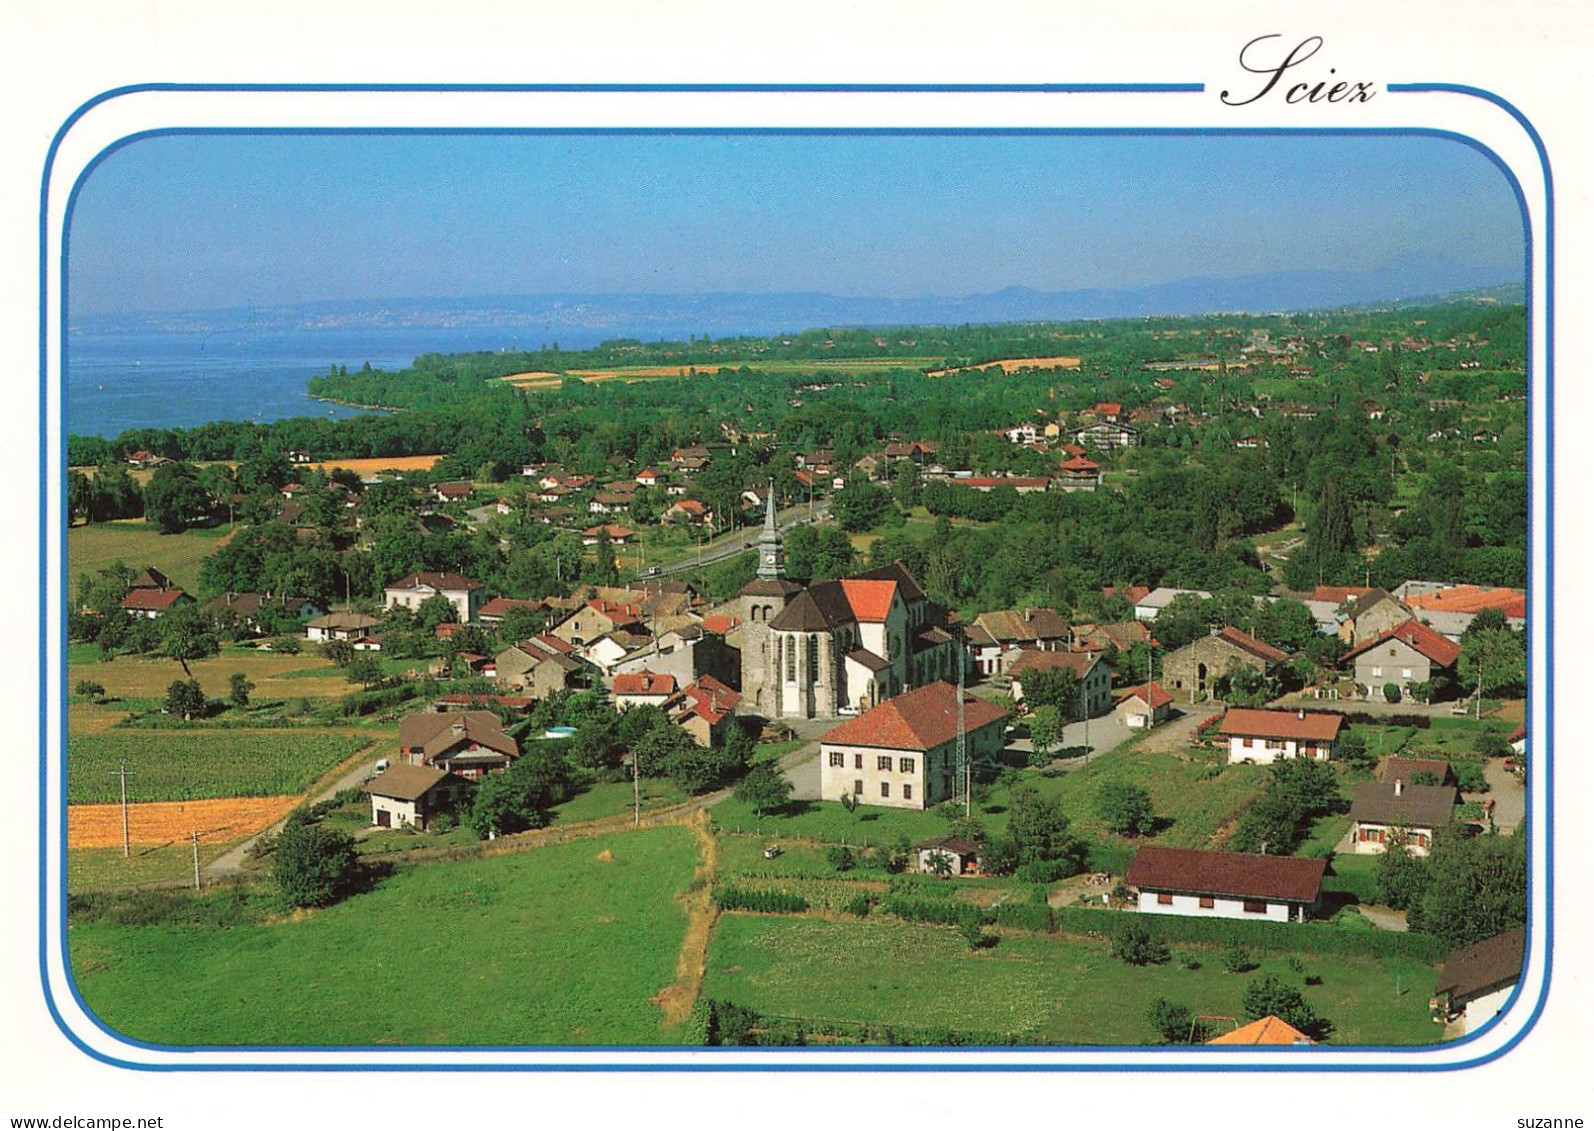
[61,131,1530,1050]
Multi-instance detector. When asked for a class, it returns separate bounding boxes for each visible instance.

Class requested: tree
[320,639,356,667]
[1022,666,1080,719]
[1006,786,1080,870]
[414,592,461,633]
[1096,781,1156,836]
[1374,827,1429,911]
[466,742,579,838]
[1028,704,1062,764]
[74,679,106,702]
[164,678,207,721]
[271,821,360,908]
[831,481,896,532]
[1407,829,1526,948]
[1459,627,1526,708]
[1147,998,1197,1044]
[228,672,255,708]
[1110,919,1170,966]
[347,652,384,690]
[160,607,219,676]
[735,759,794,824]
[142,462,212,534]
[1241,975,1327,1039]
[1337,729,1374,772]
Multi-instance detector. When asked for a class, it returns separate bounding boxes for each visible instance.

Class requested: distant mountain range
[74,257,1521,340]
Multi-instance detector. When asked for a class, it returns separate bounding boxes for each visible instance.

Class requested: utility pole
[191,829,201,891]
[957,630,969,817]
[109,764,134,858]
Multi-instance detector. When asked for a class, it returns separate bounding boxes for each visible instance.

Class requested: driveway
[1477,756,1525,834]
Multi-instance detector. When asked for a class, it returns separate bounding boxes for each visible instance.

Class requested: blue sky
[67,132,1524,315]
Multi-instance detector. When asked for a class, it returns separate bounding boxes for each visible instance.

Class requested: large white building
[384,571,485,623]
[1126,846,1326,923]
[1218,708,1344,764]
[818,681,1008,810]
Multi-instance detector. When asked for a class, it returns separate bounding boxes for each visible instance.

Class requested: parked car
[763,844,783,859]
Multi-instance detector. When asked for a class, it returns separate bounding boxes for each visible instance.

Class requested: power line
[108,763,134,858]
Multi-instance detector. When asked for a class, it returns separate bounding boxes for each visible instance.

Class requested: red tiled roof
[1215,625,1290,664]
[1312,585,1375,604]
[821,682,1008,751]
[1103,585,1152,605]
[121,588,187,610]
[613,671,677,697]
[1094,402,1122,415]
[1009,650,1101,678]
[1405,585,1526,619]
[1343,618,1462,668]
[478,597,544,619]
[1127,846,1326,903]
[839,579,899,623]
[955,477,1051,490]
[388,571,483,592]
[702,614,740,634]
[1059,455,1100,472]
[1207,1016,1315,1046]
[1218,708,1344,743]
[1117,682,1173,710]
[670,674,742,725]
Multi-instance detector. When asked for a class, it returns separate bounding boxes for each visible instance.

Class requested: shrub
[1147,997,1197,1044]
[1451,758,1489,793]
[1222,943,1258,974]
[1015,859,1067,884]
[842,893,872,918]
[1383,683,1402,703]
[1243,974,1330,1039]
[994,901,1054,933]
[825,845,856,873]
[713,886,809,914]
[1110,919,1170,966]
[269,634,302,655]
[1096,781,1156,836]
[271,822,360,908]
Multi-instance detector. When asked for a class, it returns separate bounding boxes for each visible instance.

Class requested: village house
[1074,420,1140,449]
[915,835,980,876]
[552,597,642,647]
[494,633,589,698]
[398,710,520,779]
[581,524,636,546]
[1007,649,1113,718]
[1382,755,1455,787]
[1433,926,1525,1037]
[431,481,473,504]
[1161,625,1288,702]
[611,670,678,710]
[1348,777,1456,855]
[367,764,470,831]
[1055,455,1102,492]
[384,571,485,624]
[1206,1017,1315,1046]
[305,610,382,642]
[1126,846,1326,923]
[1336,588,1413,646]
[203,592,324,634]
[967,607,1072,676]
[120,586,192,618]
[476,597,547,626]
[663,498,711,525]
[1132,587,1212,621]
[664,674,742,747]
[1342,618,1461,702]
[947,475,1052,494]
[1072,619,1154,654]
[1218,707,1343,764]
[818,681,1007,810]
[1114,681,1173,729]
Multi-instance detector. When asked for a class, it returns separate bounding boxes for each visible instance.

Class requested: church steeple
[756,479,785,579]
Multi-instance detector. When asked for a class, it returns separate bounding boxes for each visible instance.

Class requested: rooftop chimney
[1394,778,1404,797]
[1297,709,1305,720]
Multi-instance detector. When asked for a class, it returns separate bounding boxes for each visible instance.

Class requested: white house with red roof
[1114,681,1173,728]
[611,670,678,709]
[665,675,742,747]
[383,571,485,623]
[1127,846,1325,923]
[1218,707,1344,764]
[818,681,1008,810]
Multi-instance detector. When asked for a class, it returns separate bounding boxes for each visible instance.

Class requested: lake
[63,325,615,438]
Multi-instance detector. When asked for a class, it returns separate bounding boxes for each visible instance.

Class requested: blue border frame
[38,82,1553,1073]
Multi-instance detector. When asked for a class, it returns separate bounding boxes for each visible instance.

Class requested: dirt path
[653,811,720,1028]
[1136,706,1215,754]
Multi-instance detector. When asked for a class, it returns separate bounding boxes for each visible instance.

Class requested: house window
[877,756,892,771]
[1199,896,1215,909]
[854,753,863,770]
[1243,900,1267,914]
[828,752,844,768]
[1156,893,1173,906]
[899,757,915,774]
[853,779,863,795]
[881,782,891,798]
[1402,668,1413,679]
[903,784,912,801]
[1371,667,1382,678]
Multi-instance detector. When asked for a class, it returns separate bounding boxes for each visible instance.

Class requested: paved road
[655,502,829,577]
[204,748,385,878]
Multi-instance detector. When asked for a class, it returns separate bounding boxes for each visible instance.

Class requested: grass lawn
[68,838,244,891]
[1351,725,1417,761]
[68,521,237,594]
[702,914,1441,1047]
[711,797,948,847]
[1406,716,1507,759]
[550,779,689,824]
[987,745,1269,850]
[68,731,370,803]
[68,648,353,706]
[69,825,700,1046]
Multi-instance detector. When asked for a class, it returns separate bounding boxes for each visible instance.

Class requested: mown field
[67,731,370,803]
[701,914,1442,1047]
[68,838,244,891]
[69,826,699,1046]
[68,647,356,707]
[67,521,238,594]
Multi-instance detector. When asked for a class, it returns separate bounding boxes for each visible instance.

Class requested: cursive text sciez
[1221,36,1376,107]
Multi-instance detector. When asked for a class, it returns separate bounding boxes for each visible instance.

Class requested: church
[738,493,966,719]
